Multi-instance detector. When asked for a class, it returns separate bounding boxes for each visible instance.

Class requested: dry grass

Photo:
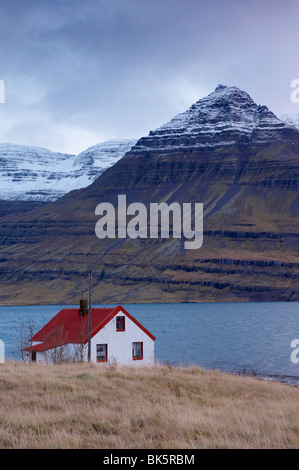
[0,361,298,449]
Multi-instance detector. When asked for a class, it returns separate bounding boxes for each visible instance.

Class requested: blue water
[0,302,298,385]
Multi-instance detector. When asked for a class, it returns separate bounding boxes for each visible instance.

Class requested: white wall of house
[34,342,83,364]
[90,312,154,366]
[31,311,155,366]
[35,351,43,363]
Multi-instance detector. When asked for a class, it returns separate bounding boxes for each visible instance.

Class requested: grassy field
[0,361,298,449]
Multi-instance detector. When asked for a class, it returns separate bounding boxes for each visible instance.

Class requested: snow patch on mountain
[0,139,137,202]
[279,112,299,129]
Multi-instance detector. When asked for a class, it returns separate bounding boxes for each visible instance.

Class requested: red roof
[24,305,155,352]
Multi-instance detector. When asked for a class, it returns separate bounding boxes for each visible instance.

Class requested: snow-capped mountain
[1,86,296,203]
[72,139,138,183]
[0,139,137,202]
[1,84,299,305]
[279,112,299,129]
[130,85,293,158]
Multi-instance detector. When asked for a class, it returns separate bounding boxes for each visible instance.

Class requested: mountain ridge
[130,85,296,157]
[0,139,137,202]
[0,85,298,305]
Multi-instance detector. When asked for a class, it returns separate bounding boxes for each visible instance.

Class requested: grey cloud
[0,0,298,153]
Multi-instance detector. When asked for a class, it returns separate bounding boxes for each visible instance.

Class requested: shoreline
[229,369,299,387]
[4,357,299,387]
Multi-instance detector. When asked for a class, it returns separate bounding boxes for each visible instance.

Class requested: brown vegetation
[0,361,298,449]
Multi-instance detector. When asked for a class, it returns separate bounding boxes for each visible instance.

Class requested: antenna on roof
[88,272,92,362]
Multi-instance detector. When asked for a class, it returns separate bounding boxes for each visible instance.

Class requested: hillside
[0,361,298,449]
[0,85,298,304]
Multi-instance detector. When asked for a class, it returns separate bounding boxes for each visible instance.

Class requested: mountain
[0,85,298,305]
[138,84,292,151]
[280,112,299,129]
[0,139,137,202]
[73,139,138,183]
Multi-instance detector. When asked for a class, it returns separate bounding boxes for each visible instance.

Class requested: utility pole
[88,272,92,362]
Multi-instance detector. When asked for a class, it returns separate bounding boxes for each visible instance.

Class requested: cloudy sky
[0,0,299,154]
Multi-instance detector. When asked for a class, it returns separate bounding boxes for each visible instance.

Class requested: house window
[132,342,143,360]
[96,344,107,362]
[116,316,125,331]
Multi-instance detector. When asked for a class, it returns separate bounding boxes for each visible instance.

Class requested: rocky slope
[0,85,298,304]
[0,139,136,202]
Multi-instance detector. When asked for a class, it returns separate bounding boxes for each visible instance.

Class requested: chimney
[79,294,88,317]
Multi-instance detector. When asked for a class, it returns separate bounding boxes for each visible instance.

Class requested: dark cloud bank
[0,0,298,153]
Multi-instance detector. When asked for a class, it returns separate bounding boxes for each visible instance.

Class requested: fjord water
[0,302,298,384]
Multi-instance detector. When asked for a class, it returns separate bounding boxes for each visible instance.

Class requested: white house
[24,303,155,365]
